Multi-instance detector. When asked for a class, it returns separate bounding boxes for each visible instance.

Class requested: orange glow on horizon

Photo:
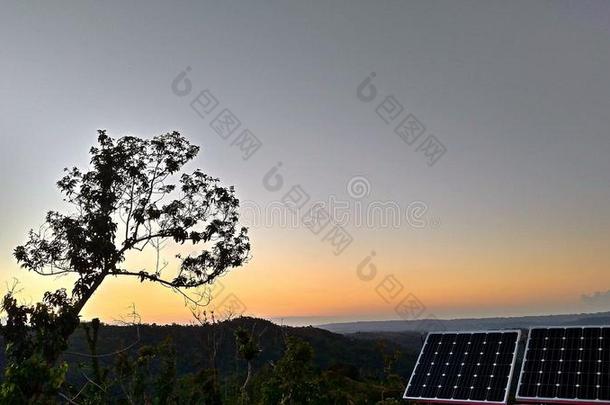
[2,219,609,325]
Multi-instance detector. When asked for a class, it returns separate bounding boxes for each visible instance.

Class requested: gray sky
[1,0,609,325]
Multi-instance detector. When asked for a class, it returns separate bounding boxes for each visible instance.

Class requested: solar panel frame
[403,330,522,405]
[516,326,610,405]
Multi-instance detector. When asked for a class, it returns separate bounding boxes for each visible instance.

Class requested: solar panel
[404,330,521,404]
[516,326,610,404]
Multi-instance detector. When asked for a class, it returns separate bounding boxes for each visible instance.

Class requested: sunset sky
[1,1,609,326]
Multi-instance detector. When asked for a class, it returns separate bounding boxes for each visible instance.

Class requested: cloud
[581,290,610,308]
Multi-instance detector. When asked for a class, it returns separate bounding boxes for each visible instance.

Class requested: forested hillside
[0,317,422,403]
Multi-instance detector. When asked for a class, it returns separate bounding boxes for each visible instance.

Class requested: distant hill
[345,331,425,350]
[0,317,419,387]
[319,311,610,334]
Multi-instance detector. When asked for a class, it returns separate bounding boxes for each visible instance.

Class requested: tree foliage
[0,289,75,404]
[261,337,326,404]
[14,130,250,312]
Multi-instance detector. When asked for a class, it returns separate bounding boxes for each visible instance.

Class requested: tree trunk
[241,361,252,397]
[73,274,107,315]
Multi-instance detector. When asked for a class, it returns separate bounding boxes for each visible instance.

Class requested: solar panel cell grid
[404,330,520,404]
[516,326,610,404]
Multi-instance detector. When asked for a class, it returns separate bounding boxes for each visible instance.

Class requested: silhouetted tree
[0,288,75,403]
[235,325,261,401]
[261,337,326,404]
[1,130,250,402]
[83,318,105,387]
